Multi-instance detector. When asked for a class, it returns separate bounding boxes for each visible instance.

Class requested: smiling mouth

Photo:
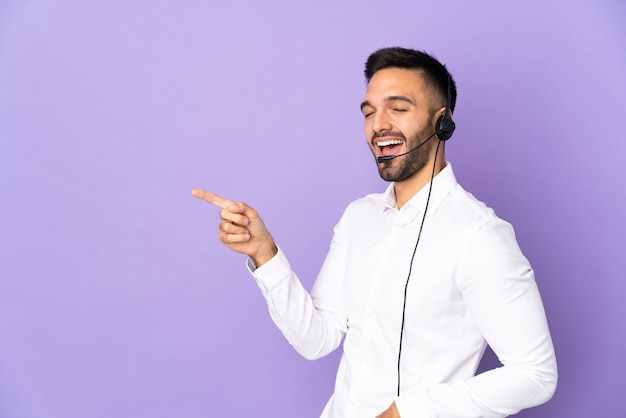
[377,139,404,157]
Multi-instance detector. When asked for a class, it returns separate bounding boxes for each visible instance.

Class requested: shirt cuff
[246,246,293,292]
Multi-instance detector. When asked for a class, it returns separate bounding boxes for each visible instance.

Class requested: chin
[378,167,404,182]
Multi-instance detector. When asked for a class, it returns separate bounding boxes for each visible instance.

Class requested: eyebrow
[360,95,415,111]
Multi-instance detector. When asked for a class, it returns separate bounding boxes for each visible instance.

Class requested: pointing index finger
[191,188,235,209]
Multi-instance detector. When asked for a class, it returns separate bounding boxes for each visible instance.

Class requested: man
[192,47,557,417]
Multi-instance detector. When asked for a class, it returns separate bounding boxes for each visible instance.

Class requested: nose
[371,110,392,135]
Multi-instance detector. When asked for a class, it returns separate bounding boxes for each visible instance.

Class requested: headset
[396,70,455,397]
[435,74,456,141]
[376,74,456,164]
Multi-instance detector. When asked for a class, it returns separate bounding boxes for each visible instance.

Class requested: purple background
[1,1,624,417]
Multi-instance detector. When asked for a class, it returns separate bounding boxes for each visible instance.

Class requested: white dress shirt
[249,164,557,417]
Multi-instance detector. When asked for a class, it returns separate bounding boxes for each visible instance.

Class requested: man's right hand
[191,189,278,268]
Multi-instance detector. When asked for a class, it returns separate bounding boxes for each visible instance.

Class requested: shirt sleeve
[395,219,558,418]
[249,239,347,360]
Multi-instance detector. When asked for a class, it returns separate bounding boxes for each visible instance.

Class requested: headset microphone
[376,131,437,163]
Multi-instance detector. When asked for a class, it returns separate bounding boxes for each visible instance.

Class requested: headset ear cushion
[436,115,456,141]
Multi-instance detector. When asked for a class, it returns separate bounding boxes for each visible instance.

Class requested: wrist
[251,242,278,268]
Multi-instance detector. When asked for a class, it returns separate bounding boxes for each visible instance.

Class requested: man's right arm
[192,188,346,359]
[250,245,346,360]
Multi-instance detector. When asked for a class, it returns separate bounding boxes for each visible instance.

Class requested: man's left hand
[376,402,400,418]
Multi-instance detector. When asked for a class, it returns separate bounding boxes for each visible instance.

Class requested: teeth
[377,139,403,147]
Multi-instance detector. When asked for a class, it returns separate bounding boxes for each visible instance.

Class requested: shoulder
[448,184,528,265]
[330,191,388,236]
[342,191,387,218]
[433,184,522,264]
[445,184,512,232]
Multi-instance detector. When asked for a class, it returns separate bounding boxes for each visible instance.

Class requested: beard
[374,124,436,182]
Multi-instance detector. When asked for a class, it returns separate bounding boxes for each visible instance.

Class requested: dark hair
[364,47,457,113]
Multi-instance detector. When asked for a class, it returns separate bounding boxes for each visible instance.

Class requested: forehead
[363,68,429,103]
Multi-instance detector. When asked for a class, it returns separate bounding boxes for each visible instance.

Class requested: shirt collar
[380,163,458,217]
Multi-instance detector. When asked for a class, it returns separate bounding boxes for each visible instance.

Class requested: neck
[394,154,446,209]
